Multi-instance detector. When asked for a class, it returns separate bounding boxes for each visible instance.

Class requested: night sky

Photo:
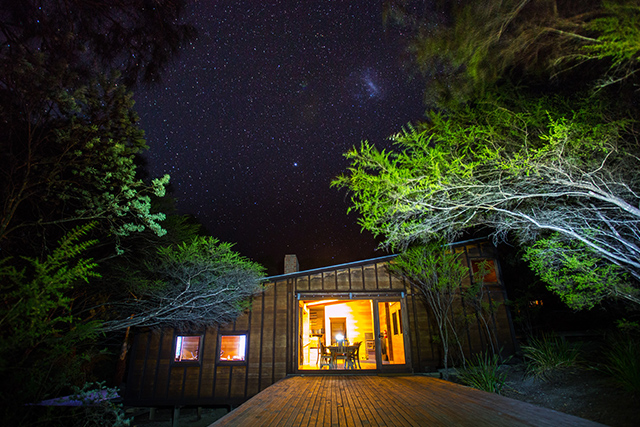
[135,1,425,275]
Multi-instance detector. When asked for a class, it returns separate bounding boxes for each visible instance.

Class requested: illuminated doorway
[297,297,408,371]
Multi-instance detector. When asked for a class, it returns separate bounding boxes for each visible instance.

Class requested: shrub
[521,334,581,379]
[604,335,640,393]
[456,352,508,394]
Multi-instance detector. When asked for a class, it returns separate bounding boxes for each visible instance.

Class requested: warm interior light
[174,336,200,362]
[306,299,339,307]
[335,333,344,341]
[219,335,247,362]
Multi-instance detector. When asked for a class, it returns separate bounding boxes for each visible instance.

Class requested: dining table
[326,344,358,369]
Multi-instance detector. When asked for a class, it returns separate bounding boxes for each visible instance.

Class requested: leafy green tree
[334,89,640,307]
[523,234,633,309]
[389,241,469,376]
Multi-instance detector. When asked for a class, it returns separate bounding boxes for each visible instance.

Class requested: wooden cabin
[124,239,516,408]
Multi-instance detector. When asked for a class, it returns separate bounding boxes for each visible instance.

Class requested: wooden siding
[124,240,517,407]
[210,375,605,427]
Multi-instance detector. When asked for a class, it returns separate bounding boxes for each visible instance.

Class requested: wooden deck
[210,375,605,427]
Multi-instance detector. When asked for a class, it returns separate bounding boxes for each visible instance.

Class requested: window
[392,312,398,335]
[471,259,498,283]
[174,336,201,362]
[218,334,247,362]
[392,309,403,335]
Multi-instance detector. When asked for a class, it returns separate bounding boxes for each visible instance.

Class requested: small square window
[471,259,498,283]
[219,335,247,362]
[174,336,201,362]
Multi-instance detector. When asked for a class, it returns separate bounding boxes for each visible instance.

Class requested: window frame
[172,334,203,366]
[216,332,249,366]
[470,258,498,283]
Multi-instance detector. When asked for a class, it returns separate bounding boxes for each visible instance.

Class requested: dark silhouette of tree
[0,0,196,87]
[384,0,640,106]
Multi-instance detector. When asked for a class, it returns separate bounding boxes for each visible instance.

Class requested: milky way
[135,1,425,274]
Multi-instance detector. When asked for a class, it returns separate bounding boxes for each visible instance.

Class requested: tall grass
[456,352,508,394]
[604,335,640,393]
[521,334,581,379]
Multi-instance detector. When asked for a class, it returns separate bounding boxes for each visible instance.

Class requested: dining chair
[346,341,361,369]
[319,341,332,369]
[334,340,349,368]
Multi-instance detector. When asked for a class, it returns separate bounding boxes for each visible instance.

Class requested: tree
[0,55,170,254]
[98,236,266,333]
[522,234,633,310]
[384,0,640,105]
[0,0,195,87]
[334,89,640,307]
[389,241,469,376]
[0,0,195,253]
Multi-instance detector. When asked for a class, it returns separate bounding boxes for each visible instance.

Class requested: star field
[135,1,424,274]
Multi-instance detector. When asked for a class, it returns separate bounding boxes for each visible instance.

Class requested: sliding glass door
[375,301,406,369]
[297,296,408,372]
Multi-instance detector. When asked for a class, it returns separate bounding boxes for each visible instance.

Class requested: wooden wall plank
[199,326,218,400]
[309,273,323,291]
[295,276,309,291]
[350,267,364,291]
[336,268,350,291]
[273,281,288,382]
[229,366,247,398]
[376,263,391,290]
[363,265,377,291]
[322,271,337,291]
[259,283,275,391]
[246,294,263,397]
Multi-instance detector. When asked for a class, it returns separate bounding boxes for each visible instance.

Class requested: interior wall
[323,300,373,347]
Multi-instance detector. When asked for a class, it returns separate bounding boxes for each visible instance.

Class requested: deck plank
[210,375,606,427]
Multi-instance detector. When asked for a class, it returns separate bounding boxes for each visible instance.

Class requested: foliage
[67,382,131,427]
[0,223,103,410]
[99,236,266,332]
[389,241,469,376]
[523,234,633,310]
[580,1,640,88]
[334,89,640,307]
[456,352,508,395]
[603,334,640,392]
[0,0,195,87]
[385,0,640,105]
[521,334,581,380]
[0,51,170,253]
[466,259,501,355]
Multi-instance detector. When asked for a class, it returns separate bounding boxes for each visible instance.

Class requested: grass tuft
[603,335,640,393]
[521,334,581,380]
[456,352,508,394]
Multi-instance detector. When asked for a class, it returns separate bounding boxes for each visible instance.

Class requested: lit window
[219,335,247,362]
[174,336,201,362]
[471,259,497,283]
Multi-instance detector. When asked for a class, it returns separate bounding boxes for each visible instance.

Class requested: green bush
[456,352,508,395]
[521,334,581,379]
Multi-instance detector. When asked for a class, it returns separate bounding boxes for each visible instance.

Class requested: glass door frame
[294,292,411,374]
[373,298,411,373]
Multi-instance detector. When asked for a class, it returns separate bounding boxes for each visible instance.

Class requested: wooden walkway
[210,375,605,427]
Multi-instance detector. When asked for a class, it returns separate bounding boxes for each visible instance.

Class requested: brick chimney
[284,254,299,274]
